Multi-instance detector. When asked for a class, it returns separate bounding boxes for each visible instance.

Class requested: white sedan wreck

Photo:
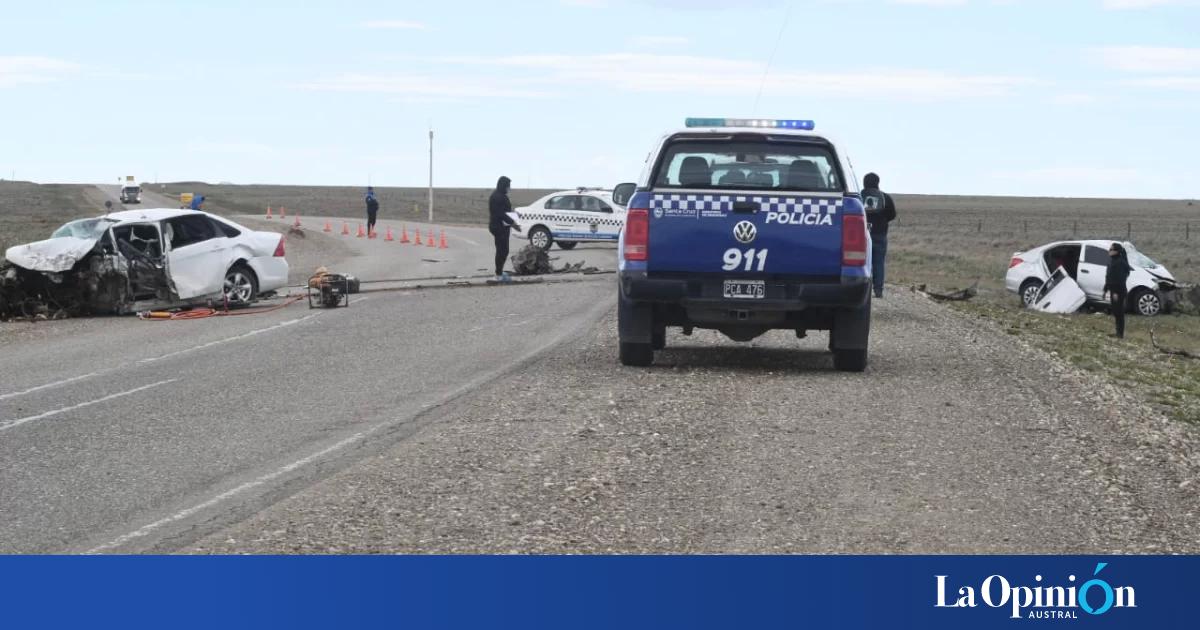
[2,209,288,318]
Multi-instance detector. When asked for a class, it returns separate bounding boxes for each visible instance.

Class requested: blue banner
[0,556,1191,628]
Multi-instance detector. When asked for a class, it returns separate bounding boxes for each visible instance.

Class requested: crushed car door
[1076,244,1111,300]
[1032,267,1087,314]
[112,222,172,302]
[163,214,228,299]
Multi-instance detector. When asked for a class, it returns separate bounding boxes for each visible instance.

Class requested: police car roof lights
[684,117,815,131]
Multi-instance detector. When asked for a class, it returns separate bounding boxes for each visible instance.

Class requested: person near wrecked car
[189,195,205,211]
[1104,242,1132,339]
[365,187,380,236]
[861,172,896,298]
[488,176,521,283]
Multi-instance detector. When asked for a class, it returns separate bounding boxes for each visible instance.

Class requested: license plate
[723,280,765,299]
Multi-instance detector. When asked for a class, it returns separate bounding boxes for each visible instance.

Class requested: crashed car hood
[4,235,101,273]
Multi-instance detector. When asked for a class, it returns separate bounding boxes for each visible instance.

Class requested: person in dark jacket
[1104,242,1133,339]
[365,187,379,235]
[488,176,521,282]
[861,173,897,298]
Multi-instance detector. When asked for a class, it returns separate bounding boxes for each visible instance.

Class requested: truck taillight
[842,214,867,266]
[274,236,286,257]
[1009,257,1024,269]
[624,208,649,261]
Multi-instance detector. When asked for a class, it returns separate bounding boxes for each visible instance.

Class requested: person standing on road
[365,186,379,236]
[488,176,521,282]
[1104,242,1132,339]
[861,173,897,298]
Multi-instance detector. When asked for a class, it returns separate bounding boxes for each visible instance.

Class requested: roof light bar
[685,118,815,130]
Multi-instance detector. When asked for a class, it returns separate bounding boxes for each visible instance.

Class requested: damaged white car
[2,209,288,318]
[1006,239,1177,316]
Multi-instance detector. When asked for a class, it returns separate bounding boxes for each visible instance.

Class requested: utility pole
[428,126,434,223]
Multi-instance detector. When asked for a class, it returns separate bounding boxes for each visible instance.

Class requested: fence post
[1187,223,1191,241]
[1073,221,1077,237]
[1023,220,1028,235]
[977,220,982,233]
[1127,222,1131,239]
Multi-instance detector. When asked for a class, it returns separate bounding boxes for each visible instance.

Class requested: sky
[1,0,1198,198]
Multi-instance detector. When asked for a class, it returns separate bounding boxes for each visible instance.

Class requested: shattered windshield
[1124,244,1157,268]
[51,218,117,240]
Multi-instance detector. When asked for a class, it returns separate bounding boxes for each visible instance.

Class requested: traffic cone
[356,224,366,238]
[426,229,436,248]
[293,214,301,228]
[341,221,350,236]
[385,226,395,242]
[399,225,411,243]
[280,206,286,219]
[439,229,448,249]
[323,220,332,233]
[414,229,423,245]
[266,205,273,219]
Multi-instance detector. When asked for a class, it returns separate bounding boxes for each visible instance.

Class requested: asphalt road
[0,279,611,553]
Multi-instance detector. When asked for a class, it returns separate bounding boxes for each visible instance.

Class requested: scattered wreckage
[1007,239,1178,316]
[1,209,289,321]
[510,245,601,276]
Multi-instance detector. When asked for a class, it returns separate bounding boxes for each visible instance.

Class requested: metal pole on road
[428,127,434,224]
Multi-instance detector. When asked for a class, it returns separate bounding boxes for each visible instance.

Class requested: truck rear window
[652,139,842,193]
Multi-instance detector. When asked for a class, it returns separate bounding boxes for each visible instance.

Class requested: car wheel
[833,349,868,372]
[1131,288,1162,317]
[652,325,666,351]
[224,265,258,305]
[619,342,654,366]
[529,226,552,251]
[557,241,577,250]
[1019,279,1043,307]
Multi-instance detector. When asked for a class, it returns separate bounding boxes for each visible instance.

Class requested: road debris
[912,281,978,302]
[511,245,600,275]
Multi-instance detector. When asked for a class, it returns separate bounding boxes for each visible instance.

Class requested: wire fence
[895,219,1195,242]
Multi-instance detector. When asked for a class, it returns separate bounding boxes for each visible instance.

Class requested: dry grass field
[0,181,98,254]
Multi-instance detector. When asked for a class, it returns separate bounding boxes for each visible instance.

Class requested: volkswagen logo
[733,221,757,244]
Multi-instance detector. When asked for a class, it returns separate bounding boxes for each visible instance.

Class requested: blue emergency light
[685,118,815,130]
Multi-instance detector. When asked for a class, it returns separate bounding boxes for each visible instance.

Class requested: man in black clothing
[1104,242,1132,339]
[861,173,897,298]
[488,176,521,282]
[365,187,380,236]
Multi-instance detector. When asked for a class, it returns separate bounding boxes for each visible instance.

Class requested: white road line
[0,379,178,433]
[137,315,319,365]
[0,372,100,402]
[86,427,377,554]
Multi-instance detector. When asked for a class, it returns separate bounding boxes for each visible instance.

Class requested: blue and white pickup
[616,118,873,371]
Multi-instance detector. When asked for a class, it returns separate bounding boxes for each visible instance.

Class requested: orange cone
[426,229,436,247]
[356,224,366,238]
[414,229,423,245]
[439,229,448,249]
[293,214,301,228]
[341,221,350,236]
[400,225,411,243]
[280,206,286,219]
[323,220,332,233]
[266,205,273,219]
[385,226,395,242]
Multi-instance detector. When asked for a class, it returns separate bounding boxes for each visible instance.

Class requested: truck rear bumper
[620,272,870,310]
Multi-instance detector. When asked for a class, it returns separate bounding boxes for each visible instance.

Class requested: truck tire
[652,325,666,350]
[833,349,868,372]
[620,342,654,366]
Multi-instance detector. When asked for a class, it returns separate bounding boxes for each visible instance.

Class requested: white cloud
[1102,0,1199,8]
[1049,93,1098,105]
[0,56,79,88]
[889,0,968,6]
[1123,76,1200,90]
[360,20,428,30]
[629,35,690,47]
[1095,46,1200,73]
[438,53,1037,101]
[297,74,551,99]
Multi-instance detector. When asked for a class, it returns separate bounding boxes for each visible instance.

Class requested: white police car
[617,118,873,371]
[509,187,635,251]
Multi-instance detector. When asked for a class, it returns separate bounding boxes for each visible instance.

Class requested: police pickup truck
[617,118,872,371]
